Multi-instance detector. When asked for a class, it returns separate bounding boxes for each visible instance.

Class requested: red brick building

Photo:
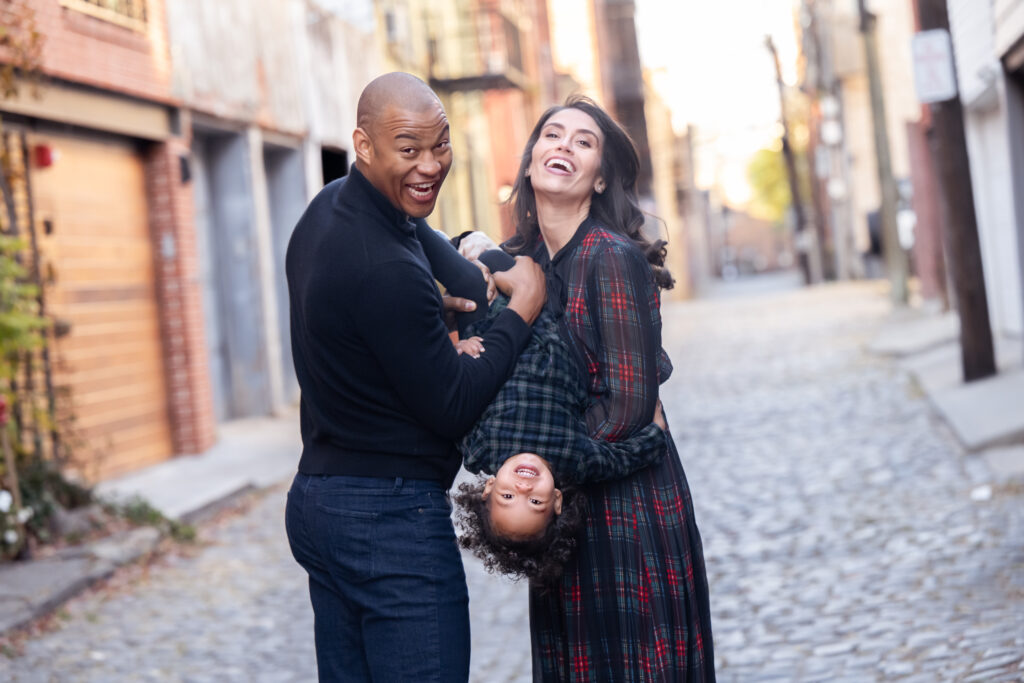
[1,0,214,480]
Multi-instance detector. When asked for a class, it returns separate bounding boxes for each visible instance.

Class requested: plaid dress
[527,219,715,682]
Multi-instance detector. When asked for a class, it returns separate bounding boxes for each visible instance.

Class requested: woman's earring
[525,169,531,177]
[595,180,606,194]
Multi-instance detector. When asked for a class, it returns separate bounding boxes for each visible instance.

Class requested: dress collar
[342,164,416,236]
[540,215,596,267]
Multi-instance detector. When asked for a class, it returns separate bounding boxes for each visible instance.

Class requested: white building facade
[165,0,379,421]
[946,0,1024,342]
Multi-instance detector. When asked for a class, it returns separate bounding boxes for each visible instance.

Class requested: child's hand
[455,336,485,359]
[653,400,666,430]
[457,231,498,261]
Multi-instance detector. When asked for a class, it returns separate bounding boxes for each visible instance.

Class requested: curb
[0,526,162,636]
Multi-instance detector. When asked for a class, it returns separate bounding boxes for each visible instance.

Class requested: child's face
[483,453,563,541]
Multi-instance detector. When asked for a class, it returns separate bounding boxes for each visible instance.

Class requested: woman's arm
[584,243,663,441]
[566,420,664,484]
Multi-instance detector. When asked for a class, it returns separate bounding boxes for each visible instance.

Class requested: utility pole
[914,0,996,381]
[766,35,813,285]
[857,0,909,304]
[804,0,837,281]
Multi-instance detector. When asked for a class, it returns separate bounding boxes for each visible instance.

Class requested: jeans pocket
[413,497,458,549]
[421,490,453,514]
[313,502,379,579]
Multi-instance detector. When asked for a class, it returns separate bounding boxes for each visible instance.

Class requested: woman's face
[526,108,605,204]
[483,453,563,541]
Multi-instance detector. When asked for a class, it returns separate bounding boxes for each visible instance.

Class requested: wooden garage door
[29,131,173,481]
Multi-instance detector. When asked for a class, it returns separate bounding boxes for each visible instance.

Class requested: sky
[635,0,802,205]
[550,0,802,206]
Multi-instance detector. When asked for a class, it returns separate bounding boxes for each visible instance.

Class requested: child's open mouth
[515,465,539,478]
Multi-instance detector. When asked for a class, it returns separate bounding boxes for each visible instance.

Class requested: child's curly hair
[453,478,587,588]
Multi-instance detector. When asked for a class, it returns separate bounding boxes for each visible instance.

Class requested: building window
[60,0,148,32]
[501,14,523,75]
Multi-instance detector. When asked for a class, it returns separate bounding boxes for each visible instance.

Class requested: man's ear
[552,488,563,515]
[353,127,374,167]
[481,477,495,500]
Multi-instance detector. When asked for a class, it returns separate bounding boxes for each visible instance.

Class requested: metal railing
[427,7,524,92]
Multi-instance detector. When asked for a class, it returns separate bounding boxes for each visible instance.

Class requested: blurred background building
[1,0,1022,484]
[946,0,1024,341]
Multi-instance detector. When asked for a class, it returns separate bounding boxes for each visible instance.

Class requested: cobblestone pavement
[667,282,1023,681]
[2,280,1022,682]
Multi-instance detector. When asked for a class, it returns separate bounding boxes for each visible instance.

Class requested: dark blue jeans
[285,472,470,682]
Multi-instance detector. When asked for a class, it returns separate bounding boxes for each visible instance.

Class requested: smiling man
[283,72,545,682]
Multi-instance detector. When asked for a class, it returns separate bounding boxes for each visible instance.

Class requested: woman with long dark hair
[479,95,715,681]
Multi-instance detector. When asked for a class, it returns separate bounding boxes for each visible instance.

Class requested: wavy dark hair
[453,477,587,588]
[504,94,674,290]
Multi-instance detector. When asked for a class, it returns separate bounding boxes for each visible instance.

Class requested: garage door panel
[29,131,174,480]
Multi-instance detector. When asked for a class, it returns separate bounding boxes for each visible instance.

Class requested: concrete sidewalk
[95,407,301,521]
[0,408,301,635]
[868,307,1024,480]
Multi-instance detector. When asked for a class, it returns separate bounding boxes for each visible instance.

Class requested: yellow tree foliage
[746,145,791,224]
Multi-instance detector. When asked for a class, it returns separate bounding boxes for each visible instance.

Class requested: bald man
[284,72,545,681]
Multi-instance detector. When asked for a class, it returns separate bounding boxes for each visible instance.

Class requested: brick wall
[906,120,947,305]
[24,0,173,102]
[144,139,216,455]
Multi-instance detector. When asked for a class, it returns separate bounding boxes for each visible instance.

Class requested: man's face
[356,101,453,218]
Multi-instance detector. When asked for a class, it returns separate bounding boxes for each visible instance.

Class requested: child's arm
[564,413,665,484]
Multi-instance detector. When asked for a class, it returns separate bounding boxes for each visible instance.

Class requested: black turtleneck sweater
[285,165,532,487]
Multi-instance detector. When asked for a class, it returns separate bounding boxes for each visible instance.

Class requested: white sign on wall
[912,29,959,104]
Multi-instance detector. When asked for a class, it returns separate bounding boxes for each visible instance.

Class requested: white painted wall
[292,2,381,199]
[165,0,306,132]
[994,0,1024,55]
[948,0,1024,336]
[832,0,921,253]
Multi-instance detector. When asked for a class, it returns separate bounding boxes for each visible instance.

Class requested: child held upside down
[452,250,667,587]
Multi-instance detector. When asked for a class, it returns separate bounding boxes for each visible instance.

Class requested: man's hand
[457,231,499,262]
[441,295,477,331]
[472,260,498,304]
[493,256,545,325]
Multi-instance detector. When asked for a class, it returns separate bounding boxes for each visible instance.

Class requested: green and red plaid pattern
[527,221,715,681]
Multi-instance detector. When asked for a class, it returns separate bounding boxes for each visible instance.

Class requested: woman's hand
[454,336,485,359]
[653,400,666,430]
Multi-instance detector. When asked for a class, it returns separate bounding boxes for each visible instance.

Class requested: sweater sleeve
[584,243,662,441]
[351,260,532,439]
[567,423,665,484]
[413,218,487,335]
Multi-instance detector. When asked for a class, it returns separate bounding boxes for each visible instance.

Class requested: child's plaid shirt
[459,295,665,484]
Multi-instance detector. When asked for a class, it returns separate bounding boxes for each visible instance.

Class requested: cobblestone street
[2,280,1022,682]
